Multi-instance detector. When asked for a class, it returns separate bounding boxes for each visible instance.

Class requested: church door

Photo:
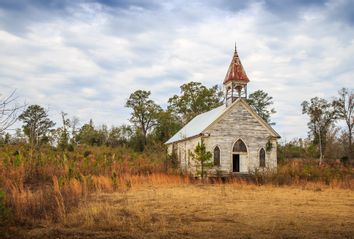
[232,139,247,173]
[233,154,240,172]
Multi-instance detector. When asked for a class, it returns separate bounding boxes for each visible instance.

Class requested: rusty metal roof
[223,47,249,84]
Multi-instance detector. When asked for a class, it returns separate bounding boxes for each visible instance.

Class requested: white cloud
[0,0,353,139]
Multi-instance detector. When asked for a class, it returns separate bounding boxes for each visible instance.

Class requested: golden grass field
[7,182,354,239]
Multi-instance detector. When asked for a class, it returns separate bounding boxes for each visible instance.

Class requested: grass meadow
[0,144,353,238]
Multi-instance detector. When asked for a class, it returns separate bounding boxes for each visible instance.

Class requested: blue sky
[0,0,353,141]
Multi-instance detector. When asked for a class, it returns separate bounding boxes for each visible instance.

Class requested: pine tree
[191,139,213,179]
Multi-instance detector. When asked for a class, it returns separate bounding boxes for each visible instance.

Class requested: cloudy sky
[0,0,353,141]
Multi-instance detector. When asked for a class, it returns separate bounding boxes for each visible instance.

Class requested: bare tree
[333,88,354,161]
[302,97,336,163]
[0,90,24,135]
[70,116,80,144]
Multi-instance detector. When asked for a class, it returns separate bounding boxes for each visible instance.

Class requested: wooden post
[231,82,234,103]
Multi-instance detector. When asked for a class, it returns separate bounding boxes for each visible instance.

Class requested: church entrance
[232,139,247,173]
[232,154,240,172]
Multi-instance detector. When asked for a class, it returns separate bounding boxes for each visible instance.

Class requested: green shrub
[67,144,75,152]
[340,156,349,164]
[0,189,10,225]
[83,150,91,157]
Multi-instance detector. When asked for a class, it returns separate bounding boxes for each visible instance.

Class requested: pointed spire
[223,43,249,84]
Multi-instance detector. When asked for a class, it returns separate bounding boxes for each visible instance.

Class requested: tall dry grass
[248,159,354,189]
[0,144,353,226]
[0,144,174,224]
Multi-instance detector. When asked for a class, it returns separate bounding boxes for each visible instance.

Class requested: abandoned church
[166,46,281,176]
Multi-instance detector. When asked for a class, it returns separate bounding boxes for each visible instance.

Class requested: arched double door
[232,139,247,172]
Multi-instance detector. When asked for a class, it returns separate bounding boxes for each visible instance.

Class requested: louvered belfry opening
[224,44,250,106]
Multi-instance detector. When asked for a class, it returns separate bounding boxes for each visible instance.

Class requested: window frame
[213,146,221,167]
[259,148,266,168]
[233,139,247,153]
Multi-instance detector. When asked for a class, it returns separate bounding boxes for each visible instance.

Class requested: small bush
[83,150,91,157]
[340,156,349,164]
[0,189,10,225]
[67,144,74,152]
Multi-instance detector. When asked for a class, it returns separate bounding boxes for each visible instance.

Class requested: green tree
[301,97,337,163]
[70,116,80,145]
[97,124,109,145]
[190,139,213,179]
[105,124,133,148]
[332,88,354,161]
[12,128,26,144]
[118,124,133,146]
[247,90,276,124]
[75,119,99,146]
[106,126,121,147]
[153,109,182,143]
[18,105,55,148]
[168,82,223,124]
[125,90,161,148]
[0,133,11,146]
[57,111,71,151]
[129,130,146,152]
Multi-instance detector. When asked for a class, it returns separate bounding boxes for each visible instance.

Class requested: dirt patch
[4,184,354,239]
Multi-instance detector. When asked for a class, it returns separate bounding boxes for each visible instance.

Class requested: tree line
[1,83,352,163]
[279,88,353,163]
[0,82,275,153]
[300,88,354,163]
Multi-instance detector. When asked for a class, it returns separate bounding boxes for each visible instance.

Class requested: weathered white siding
[203,102,277,173]
[167,100,278,176]
[167,136,202,175]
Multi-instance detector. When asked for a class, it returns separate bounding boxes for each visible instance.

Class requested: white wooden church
[166,46,280,176]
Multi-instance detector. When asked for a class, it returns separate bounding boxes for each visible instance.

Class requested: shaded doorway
[233,154,240,172]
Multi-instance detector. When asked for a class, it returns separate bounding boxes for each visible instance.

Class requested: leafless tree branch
[0,90,25,135]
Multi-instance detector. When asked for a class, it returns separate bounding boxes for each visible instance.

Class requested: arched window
[214,146,220,166]
[259,148,265,167]
[233,139,247,152]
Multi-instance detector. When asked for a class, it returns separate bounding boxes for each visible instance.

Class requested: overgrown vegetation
[0,143,352,228]
[0,83,353,234]
[0,143,171,225]
[250,159,353,187]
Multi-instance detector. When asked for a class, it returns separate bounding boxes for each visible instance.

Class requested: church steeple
[224,43,249,106]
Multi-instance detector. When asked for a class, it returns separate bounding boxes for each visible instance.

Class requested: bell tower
[224,44,249,106]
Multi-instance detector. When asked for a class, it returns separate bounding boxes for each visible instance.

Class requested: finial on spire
[223,42,249,85]
[234,41,239,58]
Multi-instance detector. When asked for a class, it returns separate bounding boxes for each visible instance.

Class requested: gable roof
[165,98,280,145]
[165,104,226,144]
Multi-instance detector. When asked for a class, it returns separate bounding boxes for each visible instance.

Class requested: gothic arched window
[259,148,266,167]
[214,146,220,166]
[233,139,247,152]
